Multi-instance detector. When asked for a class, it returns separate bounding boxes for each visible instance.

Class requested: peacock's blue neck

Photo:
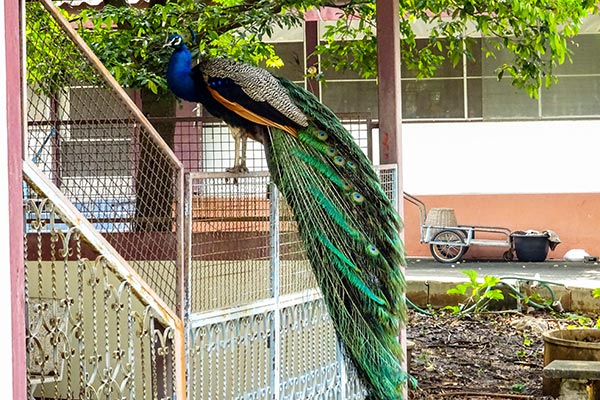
[166,45,203,103]
[166,45,258,131]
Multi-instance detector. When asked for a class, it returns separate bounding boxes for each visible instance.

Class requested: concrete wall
[401,119,600,259]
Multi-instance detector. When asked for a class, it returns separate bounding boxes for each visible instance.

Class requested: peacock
[164,33,408,400]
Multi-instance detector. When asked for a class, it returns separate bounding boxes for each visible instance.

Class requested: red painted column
[3,0,26,398]
[304,20,320,97]
[376,1,403,185]
[376,0,407,395]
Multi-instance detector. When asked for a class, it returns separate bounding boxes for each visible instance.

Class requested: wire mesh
[25,0,183,311]
[188,173,273,312]
[278,198,316,296]
[168,113,373,174]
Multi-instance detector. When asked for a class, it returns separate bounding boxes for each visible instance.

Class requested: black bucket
[511,233,550,262]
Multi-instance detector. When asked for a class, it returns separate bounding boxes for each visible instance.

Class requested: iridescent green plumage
[265,79,408,399]
[166,37,408,398]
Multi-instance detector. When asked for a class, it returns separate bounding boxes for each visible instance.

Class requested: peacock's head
[164,34,184,50]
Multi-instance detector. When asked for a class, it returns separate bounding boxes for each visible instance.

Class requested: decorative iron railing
[24,161,186,400]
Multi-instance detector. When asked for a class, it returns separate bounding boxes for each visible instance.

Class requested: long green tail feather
[265,78,408,400]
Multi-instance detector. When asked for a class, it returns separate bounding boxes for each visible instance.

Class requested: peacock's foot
[225,164,249,184]
[225,165,249,174]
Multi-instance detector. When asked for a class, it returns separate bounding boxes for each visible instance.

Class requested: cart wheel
[430,230,468,263]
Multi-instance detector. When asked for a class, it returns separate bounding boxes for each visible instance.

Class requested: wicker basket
[425,208,457,238]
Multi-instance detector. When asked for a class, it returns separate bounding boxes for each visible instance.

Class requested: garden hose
[460,276,565,315]
[406,297,435,316]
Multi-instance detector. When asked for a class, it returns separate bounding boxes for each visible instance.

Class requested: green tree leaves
[69,0,306,96]
[314,0,598,97]
[51,0,598,98]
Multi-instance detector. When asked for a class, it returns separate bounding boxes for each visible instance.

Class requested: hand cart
[404,192,515,263]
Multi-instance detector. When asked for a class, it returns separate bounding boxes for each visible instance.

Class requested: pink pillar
[376,0,407,395]
[3,0,26,398]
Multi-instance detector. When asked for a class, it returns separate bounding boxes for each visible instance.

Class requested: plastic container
[542,329,600,396]
[511,233,549,262]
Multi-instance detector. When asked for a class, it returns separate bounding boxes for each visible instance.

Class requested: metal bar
[183,172,194,399]
[28,118,136,126]
[38,0,183,171]
[175,168,185,318]
[188,170,271,180]
[270,183,281,400]
[469,239,510,247]
[457,224,513,235]
[190,216,297,223]
[188,290,323,327]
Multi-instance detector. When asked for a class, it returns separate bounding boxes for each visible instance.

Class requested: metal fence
[25,0,184,313]
[185,165,398,399]
[161,113,375,174]
[23,161,185,400]
[22,0,398,398]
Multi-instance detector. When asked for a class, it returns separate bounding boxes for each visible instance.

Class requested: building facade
[253,15,600,260]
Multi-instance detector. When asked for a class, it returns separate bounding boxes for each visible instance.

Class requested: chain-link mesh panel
[185,146,391,400]
[23,178,182,400]
[188,173,273,312]
[169,114,373,174]
[198,120,269,172]
[279,198,316,296]
[25,0,183,311]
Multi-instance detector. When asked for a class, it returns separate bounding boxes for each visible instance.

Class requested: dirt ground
[406,309,599,400]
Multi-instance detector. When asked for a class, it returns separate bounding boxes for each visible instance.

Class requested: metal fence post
[183,172,193,399]
[269,182,281,400]
[337,337,348,398]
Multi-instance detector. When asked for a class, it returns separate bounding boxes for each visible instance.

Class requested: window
[311,32,600,121]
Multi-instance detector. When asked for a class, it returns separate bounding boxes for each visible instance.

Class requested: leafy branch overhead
[316,0,599,97]
[61,0,597,97]
[72,0,307,95]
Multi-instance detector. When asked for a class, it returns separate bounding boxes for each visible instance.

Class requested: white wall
[402,119,600,195]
